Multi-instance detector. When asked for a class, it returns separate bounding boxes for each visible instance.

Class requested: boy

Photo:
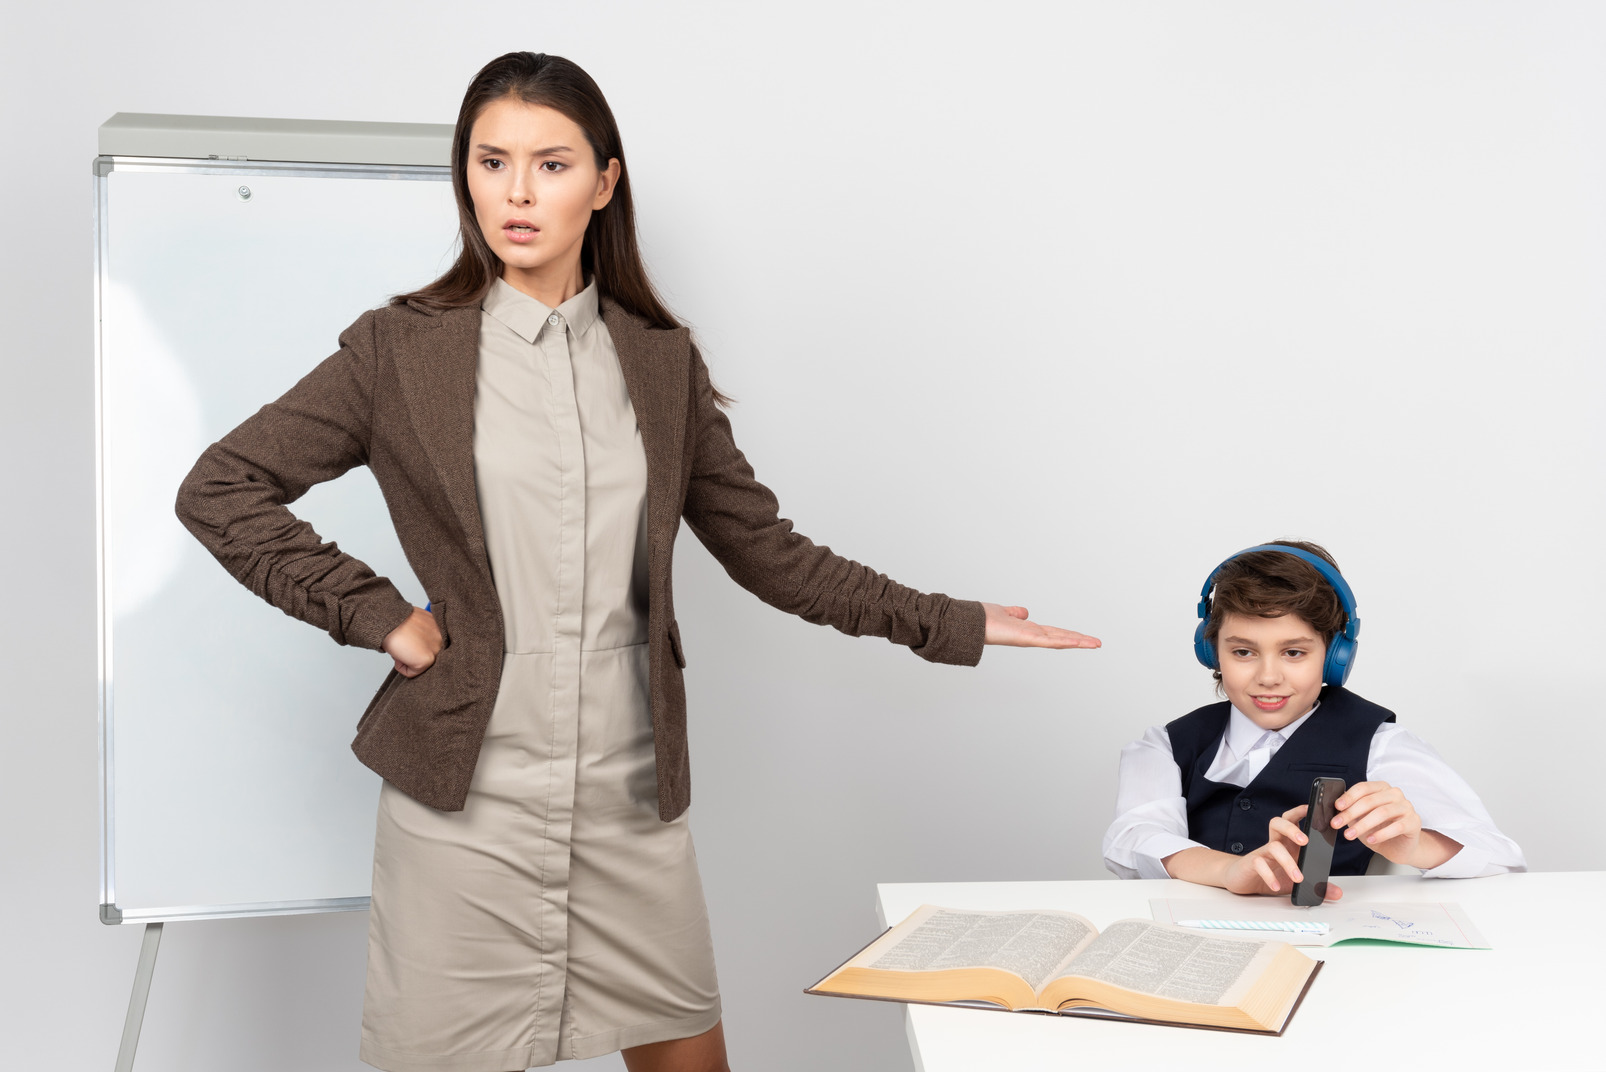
[1102,541,1523,897]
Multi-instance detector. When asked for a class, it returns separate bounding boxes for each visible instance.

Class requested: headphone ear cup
[1324,636,1357,686]
[1194,620,1218,670]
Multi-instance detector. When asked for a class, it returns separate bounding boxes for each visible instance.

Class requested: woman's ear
[594,158,621,210]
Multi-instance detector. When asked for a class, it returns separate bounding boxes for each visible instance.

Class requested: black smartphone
[1290,777,1346,907]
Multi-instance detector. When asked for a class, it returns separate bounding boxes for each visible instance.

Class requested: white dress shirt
[1102,700,1527,881]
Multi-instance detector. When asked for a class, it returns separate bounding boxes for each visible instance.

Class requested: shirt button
[1238,798,1253,811]
[548,313,561,326]
[1230,841,1245,854]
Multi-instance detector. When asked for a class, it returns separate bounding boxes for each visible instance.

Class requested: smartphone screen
[1291,777,1345,907]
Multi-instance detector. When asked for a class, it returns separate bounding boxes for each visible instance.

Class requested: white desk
[873,873,1600,1071]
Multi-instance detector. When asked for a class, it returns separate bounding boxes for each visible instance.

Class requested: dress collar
[482,276,600,343]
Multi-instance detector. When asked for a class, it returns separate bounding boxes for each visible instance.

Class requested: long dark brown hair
[395,52,680,330]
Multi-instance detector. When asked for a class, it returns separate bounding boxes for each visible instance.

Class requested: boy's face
[1215,612,1326,730]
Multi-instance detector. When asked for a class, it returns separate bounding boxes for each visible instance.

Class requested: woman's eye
[540,160,564,172]
[483,158,504,170]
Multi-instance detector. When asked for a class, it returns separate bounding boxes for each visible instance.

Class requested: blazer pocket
[667,620,687,669]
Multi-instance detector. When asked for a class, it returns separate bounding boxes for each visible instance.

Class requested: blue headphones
[1193,544,1361,686]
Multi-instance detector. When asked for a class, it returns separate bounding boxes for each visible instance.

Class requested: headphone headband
[1193,544,1361,685]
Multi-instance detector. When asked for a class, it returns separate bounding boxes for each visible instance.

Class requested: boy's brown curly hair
[1201,540,1348,684]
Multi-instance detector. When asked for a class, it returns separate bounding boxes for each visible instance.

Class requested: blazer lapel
[389,305,490,566]
[387,299,686,582]
[603,300,689,542]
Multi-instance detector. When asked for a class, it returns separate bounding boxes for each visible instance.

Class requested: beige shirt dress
[359,279,721,1072]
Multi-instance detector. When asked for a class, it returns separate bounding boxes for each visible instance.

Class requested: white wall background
[3,3,1603,1070]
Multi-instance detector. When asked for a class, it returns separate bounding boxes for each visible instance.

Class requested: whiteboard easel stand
[113,922,162,1072]
[102,898,372,1071]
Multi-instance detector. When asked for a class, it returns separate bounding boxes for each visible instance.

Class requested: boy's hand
[1217,806,1343,899]
[1331,781,1462,870]
[1161,808,1346,898]
[1331,781,1420,863]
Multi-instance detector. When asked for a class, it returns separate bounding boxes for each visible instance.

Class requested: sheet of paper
[1148,899,1490,948]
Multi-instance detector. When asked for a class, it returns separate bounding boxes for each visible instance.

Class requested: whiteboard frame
[92,154,451,925]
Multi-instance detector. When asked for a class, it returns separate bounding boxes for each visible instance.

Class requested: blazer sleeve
[173,309,415,651]
[680,345,986,666]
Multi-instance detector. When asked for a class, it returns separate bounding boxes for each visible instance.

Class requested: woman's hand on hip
[382,606,444,677]
[982,603,1101,649]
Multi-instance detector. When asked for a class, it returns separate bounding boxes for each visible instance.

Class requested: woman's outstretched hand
[982,603,1101,649]
[382,606,444,677]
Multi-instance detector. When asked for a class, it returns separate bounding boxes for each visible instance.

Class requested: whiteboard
[95,157,458,923]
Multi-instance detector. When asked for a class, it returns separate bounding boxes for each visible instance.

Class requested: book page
[864,906,1097,992]
[1061,920,1280,1007]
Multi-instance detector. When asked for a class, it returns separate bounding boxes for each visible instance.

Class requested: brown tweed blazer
[175,296,986,819]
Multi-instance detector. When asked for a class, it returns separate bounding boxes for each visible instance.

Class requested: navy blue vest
[1167,686,1396,876]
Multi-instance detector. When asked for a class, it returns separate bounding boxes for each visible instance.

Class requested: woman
[176,52,1099,1072]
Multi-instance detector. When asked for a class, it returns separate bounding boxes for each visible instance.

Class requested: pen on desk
[1176,919,1330,935]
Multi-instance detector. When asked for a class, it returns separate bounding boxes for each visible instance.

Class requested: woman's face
[465,97,619,296]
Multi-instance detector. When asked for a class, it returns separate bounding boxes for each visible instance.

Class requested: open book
[807,905,1321,1035]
